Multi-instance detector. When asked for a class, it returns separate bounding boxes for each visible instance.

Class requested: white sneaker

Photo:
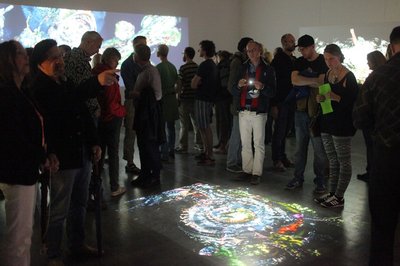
[111,187,126,197]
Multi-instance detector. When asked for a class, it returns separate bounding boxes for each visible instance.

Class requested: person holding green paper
[314,44,358,208]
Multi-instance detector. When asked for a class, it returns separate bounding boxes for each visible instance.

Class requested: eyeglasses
[246,48,258,53]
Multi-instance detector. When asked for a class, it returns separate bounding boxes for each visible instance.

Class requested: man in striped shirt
[175,47,202,153]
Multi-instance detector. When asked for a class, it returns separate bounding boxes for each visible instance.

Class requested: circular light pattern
[121,183,342,265]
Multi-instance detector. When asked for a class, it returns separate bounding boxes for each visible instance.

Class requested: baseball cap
[296,34,315,48]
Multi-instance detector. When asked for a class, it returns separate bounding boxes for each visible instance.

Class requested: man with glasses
[233,41,276,185]
[285,34,328,193]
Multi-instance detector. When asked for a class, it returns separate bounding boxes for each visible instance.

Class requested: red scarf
[240,64,264,109]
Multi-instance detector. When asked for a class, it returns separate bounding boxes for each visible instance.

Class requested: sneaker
[226,165,244,173]
[174,147,188,154]
[250,175,261,185]
[197,157,215,166]
[213,147,227,154]
[194,153,206,160]
[70,244,103,257]
[125,163,141,175]
[48,259,64,266]
[285,178,303,190]
[320,195,345,208]
[130,175,146,187]
[314,184,327,194]
[314,193,334,204]
[193,144,204,151]
[111,186,126,197]
[86,198,107,211]
[234,172,252,181]
[161,155,169,162]
[273,160,286,172]
[282,158,294,168]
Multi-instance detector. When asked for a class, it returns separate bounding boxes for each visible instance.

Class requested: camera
[248,79,254,85]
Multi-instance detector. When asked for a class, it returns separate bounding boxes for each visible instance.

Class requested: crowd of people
[1,26,400,266]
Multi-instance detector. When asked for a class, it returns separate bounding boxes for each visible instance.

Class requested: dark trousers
[271,103,293,161]
[215,98,232,147]
[369,144,400,266]
[98,117,123,191]
[137,133,162,180]
[362,128,373,174]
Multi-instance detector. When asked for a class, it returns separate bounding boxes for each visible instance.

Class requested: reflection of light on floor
[120,183,342,265]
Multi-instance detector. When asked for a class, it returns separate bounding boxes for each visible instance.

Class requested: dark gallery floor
[1,130,400,266]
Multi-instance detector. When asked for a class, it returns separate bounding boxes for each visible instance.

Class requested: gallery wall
[2,0,400,59]
[240,0,400,52]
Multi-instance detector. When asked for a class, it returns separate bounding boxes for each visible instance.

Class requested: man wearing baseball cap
[285,34,328,193]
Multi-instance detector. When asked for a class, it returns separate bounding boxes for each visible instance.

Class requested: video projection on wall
[0,3,189,68]
[300,23,397,83]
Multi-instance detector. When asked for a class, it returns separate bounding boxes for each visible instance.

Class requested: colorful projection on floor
[120,183,342,265]
[0,3,188,68]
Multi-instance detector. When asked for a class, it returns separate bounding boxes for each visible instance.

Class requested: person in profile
[270,33,297,172]
[156,44,179,162]
[130,44,163,188]
[32,38,117,265]
[353,26,400,266]
[0,40,59,266]
[120,35,147,175]
[357,50,386,182]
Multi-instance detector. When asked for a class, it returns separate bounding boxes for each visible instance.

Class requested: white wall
[240,0,400,52]
[3,0,400,56]
[1,0,242,60]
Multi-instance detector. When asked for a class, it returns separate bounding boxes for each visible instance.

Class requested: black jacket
[0,82,46,185]
[133,87,165,144]
[33,71,101,170]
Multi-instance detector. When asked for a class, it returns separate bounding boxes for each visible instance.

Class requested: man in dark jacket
[353,26,400,266]
[232,41,276,185]
[130,44,163,188]
[32,39,117,265]
[270,34,296,171]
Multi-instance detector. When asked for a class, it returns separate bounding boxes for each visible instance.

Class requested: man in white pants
[232,41,276,185]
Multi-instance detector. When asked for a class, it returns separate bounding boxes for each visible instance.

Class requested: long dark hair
[0,40,19,84]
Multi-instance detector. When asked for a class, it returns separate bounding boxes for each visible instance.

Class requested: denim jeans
[123,99,137,164]
[226,115,242,168]
[271,103,293,161]
[362,128,373,174]
[215,98,232,147]
[99,117,123,191]
[178,100,202,150]
[293,111,327,186]
[46,157,91,259]
[161,121,175,158]
[137,133,162,179]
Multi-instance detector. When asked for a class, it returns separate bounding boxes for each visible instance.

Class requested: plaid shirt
[353,52,400,148]
[64,48,99,119]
